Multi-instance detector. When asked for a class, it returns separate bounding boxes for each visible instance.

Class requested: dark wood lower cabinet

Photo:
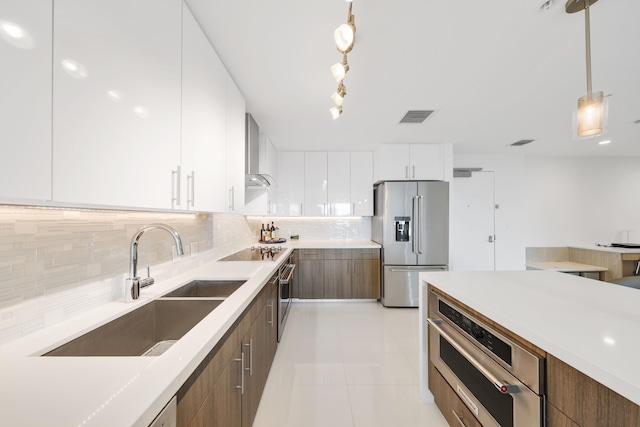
[177,278,277,427]
[297,248,380,299]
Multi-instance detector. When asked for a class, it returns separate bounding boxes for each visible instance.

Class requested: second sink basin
[162,280,246,298]
[43,299,222,357]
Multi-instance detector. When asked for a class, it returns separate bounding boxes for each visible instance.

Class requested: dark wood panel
[324,259,351,298]
[547,403,579,427]
[429,362,482,427]
[297,249,325,260]
[324,249,350,260]
[547,354,640,427]
[298,259,324,298]
[351,248,381,260]
[351,259,380,299]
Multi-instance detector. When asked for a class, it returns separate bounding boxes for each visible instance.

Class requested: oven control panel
[438,299,512,366]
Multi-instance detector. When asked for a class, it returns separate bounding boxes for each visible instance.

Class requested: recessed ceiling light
[598,140,611,145]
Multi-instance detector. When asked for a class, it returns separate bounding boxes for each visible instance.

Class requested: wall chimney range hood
[245,113,275,187]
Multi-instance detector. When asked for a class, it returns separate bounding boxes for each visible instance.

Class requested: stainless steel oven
[277,253,295,342]
[428,291,544,427]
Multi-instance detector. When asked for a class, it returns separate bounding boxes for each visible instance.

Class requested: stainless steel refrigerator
[372,181,449,307]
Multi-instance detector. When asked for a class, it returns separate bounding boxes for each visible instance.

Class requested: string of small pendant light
[329,0,356,120]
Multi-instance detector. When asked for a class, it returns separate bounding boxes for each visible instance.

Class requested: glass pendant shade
[577,91,604,137]
[330,62,346,82]
[331,85,346,106]
[334,23,355,53]
[330,106,342,120]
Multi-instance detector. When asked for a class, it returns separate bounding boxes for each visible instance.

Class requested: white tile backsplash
[246,216,372,241]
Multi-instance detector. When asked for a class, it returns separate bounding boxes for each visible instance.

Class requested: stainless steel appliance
[428,291,544,427]
[372,181,449,307]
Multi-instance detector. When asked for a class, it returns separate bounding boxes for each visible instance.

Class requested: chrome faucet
[125,223,184,302]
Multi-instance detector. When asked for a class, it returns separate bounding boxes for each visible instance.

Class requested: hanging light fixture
[330,55,349,82]
[567,0,606,137]
[331,83,347,106]
[329,1,356,119]
[333,3,356,54]
[329,105,343,120]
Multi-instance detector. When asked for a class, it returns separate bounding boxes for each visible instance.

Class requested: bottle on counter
[261,224,266,242]
[271,222,276,240]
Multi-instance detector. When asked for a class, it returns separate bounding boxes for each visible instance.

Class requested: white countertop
[0,252,292,427]
[282,239,380,249]
[570,244,640,254]
[419,270,640,406]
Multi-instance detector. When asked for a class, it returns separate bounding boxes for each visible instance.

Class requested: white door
[327,152,350,216]
[304,152,328,216]
[410,144,444,180]
[225,76,245,214]
[350,152,373,216]
[278,152,305,216]
[450,171,495,271]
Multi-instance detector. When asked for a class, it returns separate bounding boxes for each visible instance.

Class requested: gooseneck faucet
[125,224,184,302]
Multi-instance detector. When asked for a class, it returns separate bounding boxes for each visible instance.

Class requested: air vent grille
[510,139,534,146]
[399,110,434,124]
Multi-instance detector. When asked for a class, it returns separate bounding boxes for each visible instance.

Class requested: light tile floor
[252,301,448,427]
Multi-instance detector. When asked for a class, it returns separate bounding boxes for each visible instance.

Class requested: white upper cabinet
[225,76,245,214]
[277,151,305,216]
[0,0,52,202]
[304,152,328,216]
[328,152,351,216]
[378,143,445,181]
[52,0,182,209]
[350,152,373,216]
[181,4,227,212]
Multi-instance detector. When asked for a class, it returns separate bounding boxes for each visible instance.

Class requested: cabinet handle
[171,165,181,206]
[234,354,244,394]
[452,410,466,427]
[244,339,253,376]
[412,165,415,178]
[300,203,303,215]
[187,171,195,208]
[268,302,274,327]
[352,202,355,215]
[405,165,409,179]
[229,186,235,211]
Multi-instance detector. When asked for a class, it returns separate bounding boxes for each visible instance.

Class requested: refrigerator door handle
[417,195,424,254]
[412,196,417,254]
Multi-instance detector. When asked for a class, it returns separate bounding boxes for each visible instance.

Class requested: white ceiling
[185,0,640,156]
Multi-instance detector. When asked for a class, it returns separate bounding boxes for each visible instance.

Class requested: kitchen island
[419,270,640,426]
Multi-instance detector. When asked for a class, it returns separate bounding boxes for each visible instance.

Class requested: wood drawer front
[351,248,380,260]
[547,354,640,427]
[323,249,351,260]
[429,362,482,427]
[297,249,325,260]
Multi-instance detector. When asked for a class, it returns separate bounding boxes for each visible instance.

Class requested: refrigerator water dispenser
[395,216,410,241]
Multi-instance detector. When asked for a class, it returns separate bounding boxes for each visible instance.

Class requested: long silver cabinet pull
[234,354,244,394]
[228,186,235,211]
[187,171,195,207]
[405,165,409,179]
[171,165,181,206]
[412,165,416,178]
[427,318,519,394]
[244,340,253,376]
[268,302,274,326]
[452,410,467,427]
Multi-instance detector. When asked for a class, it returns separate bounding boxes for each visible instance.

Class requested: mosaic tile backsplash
[0,208,370,345]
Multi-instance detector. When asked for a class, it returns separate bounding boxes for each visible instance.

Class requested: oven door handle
[427,318,519,394]
[279,264,296,285]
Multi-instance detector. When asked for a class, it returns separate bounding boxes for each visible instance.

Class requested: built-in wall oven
[277,253,295,342]
[428,291,545,427]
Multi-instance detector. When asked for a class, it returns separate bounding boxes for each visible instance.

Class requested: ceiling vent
[399,110,434,124]
[510,139,534,147]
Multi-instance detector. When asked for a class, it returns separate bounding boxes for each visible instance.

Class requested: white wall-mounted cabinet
[181,4,227,212]
[225,76,246,214]
[52,0,183,209]
[328,152,351,216]
[304,152,328,216]
[350,152,374,216]
[0,0,52,202]
[245,135,278,216]
[378,144,445,181]
[278,152,305,216]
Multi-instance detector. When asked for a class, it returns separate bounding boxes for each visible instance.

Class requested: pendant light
[329,1,356,119]
[567,0,606,137]
[331,83,347,106]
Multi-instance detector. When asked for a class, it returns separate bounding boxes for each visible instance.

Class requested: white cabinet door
[304,152,327,216]
[378,144,410,180]
[181,4,227,212]
[278,152,304,216]
[350,152,373,216]
[52,0,182,209]
[328,152,350,216]
[226,76,245,213]
[0,0,52,201]
[410,144,443,180]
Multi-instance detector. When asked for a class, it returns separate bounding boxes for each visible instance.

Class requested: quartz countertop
[0,250,293,427]
[570,244,640,254]
[419,270,640,406]
[282,239,380,249]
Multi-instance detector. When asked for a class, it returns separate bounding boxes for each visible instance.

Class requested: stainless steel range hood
[245,113,275,187]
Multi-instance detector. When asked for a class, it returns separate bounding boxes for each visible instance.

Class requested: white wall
[452,154,527,270]
[524,156,640,246]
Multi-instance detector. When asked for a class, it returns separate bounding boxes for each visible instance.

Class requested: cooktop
[220,246,285,262]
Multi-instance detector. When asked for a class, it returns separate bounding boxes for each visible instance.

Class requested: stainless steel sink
[161,280,246,298]
[43,299,222,357]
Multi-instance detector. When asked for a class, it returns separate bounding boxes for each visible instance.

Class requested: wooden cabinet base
[428,362,482,427]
